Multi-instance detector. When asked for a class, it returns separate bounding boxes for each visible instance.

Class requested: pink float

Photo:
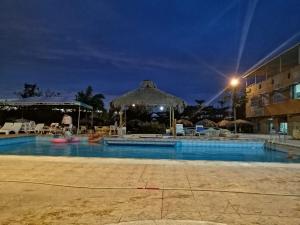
[51,137,80,144]
[70,137,80,143]
[51,138,67,144]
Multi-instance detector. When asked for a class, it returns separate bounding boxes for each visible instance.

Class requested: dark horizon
[1,0,300,107]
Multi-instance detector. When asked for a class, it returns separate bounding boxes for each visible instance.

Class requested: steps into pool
[104,138,177,146]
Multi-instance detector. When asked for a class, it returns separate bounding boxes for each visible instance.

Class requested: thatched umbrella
[196,119,217,127]
[234,119,254,126]
[218,119,232,128]
[111,80,186,132]
[177,119,193,127]
[111,80,186,112]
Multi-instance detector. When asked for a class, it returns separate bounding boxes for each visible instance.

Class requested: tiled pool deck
[0,156,299,225]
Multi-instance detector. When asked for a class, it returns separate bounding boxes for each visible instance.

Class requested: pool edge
[0,155,299,168]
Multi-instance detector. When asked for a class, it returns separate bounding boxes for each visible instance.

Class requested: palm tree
[76,86,105,111]
[16,83,42,98]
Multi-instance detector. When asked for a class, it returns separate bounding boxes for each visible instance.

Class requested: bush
[127,120,166,134]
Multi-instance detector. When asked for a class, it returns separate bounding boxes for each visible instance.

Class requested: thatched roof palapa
[196,119,217,127]
[177,119,193,127]
[218,119,254,128]
[111,80,186,112]
[234,119,254,126]
[218,119,232,128]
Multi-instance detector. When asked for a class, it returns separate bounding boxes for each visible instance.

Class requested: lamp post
[230,77,239,134]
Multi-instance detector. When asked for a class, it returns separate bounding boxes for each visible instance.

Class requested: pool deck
[0,156,299,225]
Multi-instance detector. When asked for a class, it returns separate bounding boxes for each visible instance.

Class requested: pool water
[0,137,299,163]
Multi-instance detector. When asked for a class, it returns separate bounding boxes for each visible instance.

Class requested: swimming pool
[0,136,299,163]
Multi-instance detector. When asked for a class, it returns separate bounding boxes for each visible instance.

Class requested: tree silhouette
[16,83,42,98]
[76,86,105,111]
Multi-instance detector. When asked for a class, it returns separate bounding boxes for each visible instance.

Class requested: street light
[230,77,239,87]
[230,77,240,134]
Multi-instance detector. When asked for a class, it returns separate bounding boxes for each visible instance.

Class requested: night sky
[0,0,300,107]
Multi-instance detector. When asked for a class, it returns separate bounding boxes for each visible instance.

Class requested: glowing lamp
[230,78,239,87]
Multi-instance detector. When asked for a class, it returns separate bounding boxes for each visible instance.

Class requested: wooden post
[169,106,172,129]
[172,108,176,137]
[124,108,127,127]
[119,111,123,128]
[91,110,93,127]
[173,118,177,137]
[298,45,300,65]
[77,105,81,135]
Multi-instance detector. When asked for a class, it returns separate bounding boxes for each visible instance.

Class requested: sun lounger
[27,121,36,133]
[0,122,23,135]
[176,124,185,136]
[49,123,60,134]
[109,125,117,135]
[19,121,36,133]
[195,125,206,135]
[204,127,220,137]
[0,122,14,135]
[12,123,23,134]
[42,123,60,134]
[94,126,102,132]
[80,126,87,134]
[19,123,27,133]
[34,123,45,134]
[219,129,238,138]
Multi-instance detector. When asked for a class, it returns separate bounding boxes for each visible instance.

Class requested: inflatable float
[51,137,80,144]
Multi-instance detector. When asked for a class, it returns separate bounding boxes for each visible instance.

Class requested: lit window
[292,83,300,99]
[279,122,288,134]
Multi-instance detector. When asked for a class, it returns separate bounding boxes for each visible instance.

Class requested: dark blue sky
[0,0,300,107]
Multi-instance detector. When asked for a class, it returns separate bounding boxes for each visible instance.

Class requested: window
[280,122,288,134]
[251,96,265,107]
[250,96,260,107]
[292,83,300,99]
[272,91,287,103]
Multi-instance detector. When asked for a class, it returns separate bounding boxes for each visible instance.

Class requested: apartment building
[243,43,300,135]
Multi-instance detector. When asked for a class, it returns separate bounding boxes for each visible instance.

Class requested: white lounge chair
[0,122,14,135]
[109,125,117,135]
[176,124,185,136]
[40,123,60,134]
[27,121,36,133]
[20,122,35,133]
[80,125,87,134]
[219,129,238,138]
[34,123,45,134]
[11,123,23,134]
[49,123,60,134]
